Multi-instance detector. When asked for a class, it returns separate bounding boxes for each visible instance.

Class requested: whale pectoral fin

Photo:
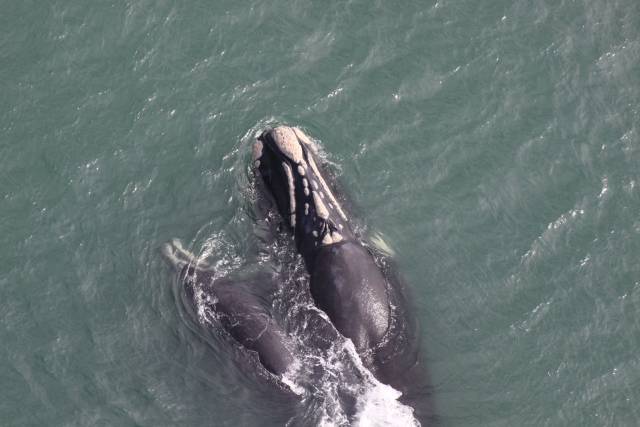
[161,242,188,270]
[161,239,213,272]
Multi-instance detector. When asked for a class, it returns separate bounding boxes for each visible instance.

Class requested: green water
[2,0,639,425]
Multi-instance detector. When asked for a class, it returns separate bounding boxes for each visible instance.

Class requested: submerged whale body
[162,126,431,421]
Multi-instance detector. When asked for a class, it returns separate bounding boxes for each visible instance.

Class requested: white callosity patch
[252,140,263,168]
[297,165,306,176]
[271,126,305,163]
[320,231,344,246]
[292,127,319,154]
[283,162,296,227]
[313,191,330,220]
[307,154,348,222]
[322,233,333,245]
[252,139,263,161]
[303,178,310,196]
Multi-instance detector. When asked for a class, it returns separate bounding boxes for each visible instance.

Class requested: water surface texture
[2,0,639,425]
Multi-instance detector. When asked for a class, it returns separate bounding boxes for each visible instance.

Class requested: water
[1,0,639,425]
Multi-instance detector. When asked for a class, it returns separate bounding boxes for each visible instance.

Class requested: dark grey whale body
[162,241,295,377]
[254,126,424,395]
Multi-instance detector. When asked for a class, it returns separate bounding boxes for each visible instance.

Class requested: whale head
[253,126,351,264]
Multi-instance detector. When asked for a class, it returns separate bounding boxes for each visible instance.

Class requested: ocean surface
[2,0,639,425]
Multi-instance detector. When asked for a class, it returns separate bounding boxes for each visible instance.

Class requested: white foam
[342,341,420,427]
[279,329,420,427]
[281,360,305,396]
[352,383,419,427]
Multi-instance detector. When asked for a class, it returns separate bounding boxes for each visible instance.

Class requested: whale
[162,239,296,377]
[161,126,430,421]
[253,126,425,397]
